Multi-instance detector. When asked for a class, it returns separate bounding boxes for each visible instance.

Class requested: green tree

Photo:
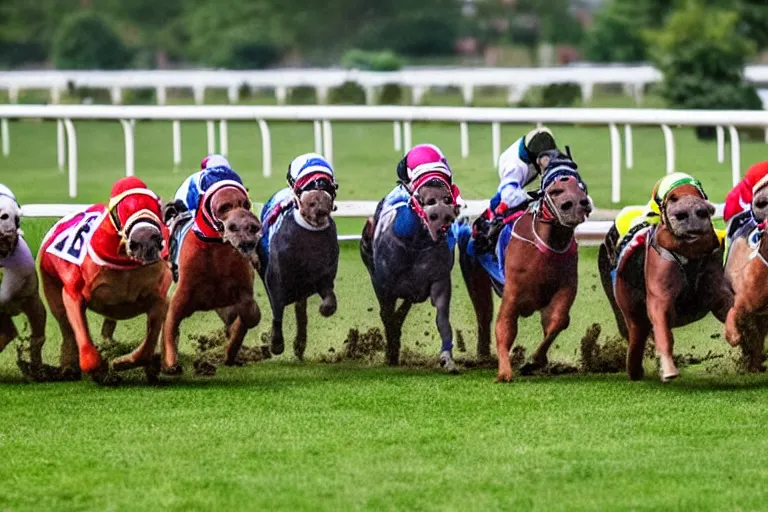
[648,0,761,137]
[52,11,130,69]
[583,0,672,62]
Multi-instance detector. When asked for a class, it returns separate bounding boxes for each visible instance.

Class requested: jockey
[724,161,768,224]
[473,127,558,253]
[172,154,243,214]
[361,144,462,255]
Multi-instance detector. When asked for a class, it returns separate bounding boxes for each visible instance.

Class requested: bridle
[537,156,588,228]
[196,180,252,240]
[107,188,164,245]
[290,172,339,216]
[403,171,464,234]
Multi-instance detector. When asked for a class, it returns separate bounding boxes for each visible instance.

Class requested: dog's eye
[443,197,451,205]
[220,204,231,214]
[309,202,317,208]
[756,200,768,209]
[0,214,8,221]
[426,198,437,206]
[228,223,238,232]
[243,201,252,210]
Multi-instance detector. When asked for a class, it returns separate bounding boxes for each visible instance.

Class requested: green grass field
[1,109,767,511]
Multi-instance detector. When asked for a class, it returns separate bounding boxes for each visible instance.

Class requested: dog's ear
[396,156,409,184]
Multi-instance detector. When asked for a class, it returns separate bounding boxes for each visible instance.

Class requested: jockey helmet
[396,144,451,186]
[746,161,768,195]
[287,153,336,197]
[651,172,707,216]
[524,127,557,162]
[200,154,231,170]
[0,183,18,206]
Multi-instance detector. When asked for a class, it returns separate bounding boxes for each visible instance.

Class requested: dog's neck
[655,223,719,261]
[293,209,329,231]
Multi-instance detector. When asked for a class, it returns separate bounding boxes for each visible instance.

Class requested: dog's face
[126,223,164,264]
[211,187,262,267]
[753,186,768,222]
[664,186,715,240]
[0,197,21,259]
[297,190,333,229]
[544,175,592,228]
[415,182,460,242]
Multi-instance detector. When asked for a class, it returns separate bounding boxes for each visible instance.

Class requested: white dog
[0,185,47,374]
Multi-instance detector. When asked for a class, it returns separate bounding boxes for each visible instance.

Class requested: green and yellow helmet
[650,172,707,217]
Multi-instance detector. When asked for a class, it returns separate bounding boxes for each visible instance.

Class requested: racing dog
[598,173,732,382]
[163,173,262,374]
[0,185,47,375]
[360,144,463,371]
[460,150,591,382]
[258,153,339,360]
[723,175,768,371]
[39,177,170,382]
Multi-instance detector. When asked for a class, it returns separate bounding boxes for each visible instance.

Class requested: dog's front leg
[645,253,683,382]
[22,296,47,369]
[270,302,285,356]
[162,290,191,375]
[431,278,457,373]
[113,296,168,372]
[61,290,102,375]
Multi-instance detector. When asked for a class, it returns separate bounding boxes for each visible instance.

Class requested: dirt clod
[320,327,385,364]
[580,323,627,374]
[190,329,271,376]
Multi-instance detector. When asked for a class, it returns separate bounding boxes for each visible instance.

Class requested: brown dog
[39,177,171,382]
[491,154,591,382]
[599,174,731,382]
[724,183,768,371]
[162,180,262,373]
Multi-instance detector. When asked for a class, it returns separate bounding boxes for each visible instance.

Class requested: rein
[750,220,768,268]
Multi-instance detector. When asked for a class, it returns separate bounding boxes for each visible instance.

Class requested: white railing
[1,104,765,202]
[17,203,729,246]
[2,65,768,106]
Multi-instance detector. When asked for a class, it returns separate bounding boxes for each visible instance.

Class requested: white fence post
[729,126,741,187]
[609,123,621,204]
[119,119,135,177]
[1,119,8,157]
[403,121,412,154]
[172,120,182,168]
[257,119,272,178]
[219,120,229,157]
[624,124,633,169]
[661,124,675,174]
[460,121,469,158]
[393,121,402,152]
[314,120,323,154]
[716,126,725,164]
[322,120,333,166]
[206,120,216,155]
[62,119,78,198]
[57,120,66,171]
[491,122,501,167]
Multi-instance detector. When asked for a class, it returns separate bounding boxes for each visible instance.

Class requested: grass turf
[0,104,764,510]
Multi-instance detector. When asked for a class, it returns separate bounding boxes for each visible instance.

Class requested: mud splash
[319,327,385,364]
[579,323,627,374]
[190,329,271,377]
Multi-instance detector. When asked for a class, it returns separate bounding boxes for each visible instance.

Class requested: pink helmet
[397,144,451,184]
